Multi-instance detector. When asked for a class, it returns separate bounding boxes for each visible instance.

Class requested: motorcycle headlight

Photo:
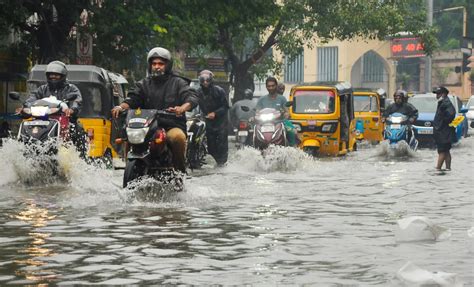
[126,127,149,144]
[391,117,402,124]
[257,113,275,122]
[31,106,48,117]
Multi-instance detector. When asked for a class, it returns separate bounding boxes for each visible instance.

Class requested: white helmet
[147,47,173,75]
[45,60,67,77]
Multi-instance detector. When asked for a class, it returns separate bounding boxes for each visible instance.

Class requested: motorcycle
[234,105,254,148]
[121,109,184,189]
[253,108,287,150]
[186,113,207,169]
[9,93,81,156]
[384,112,418,150]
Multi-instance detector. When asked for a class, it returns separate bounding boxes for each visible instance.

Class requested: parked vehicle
[384,112,418,150]
[120,109,183,189]
[186,112,207,169]
[465,95,474,128]
[353,88,386,144]
[287,82,357,156]
[253,108,287,150]
[408,93,468,147]
[27,64,128,167]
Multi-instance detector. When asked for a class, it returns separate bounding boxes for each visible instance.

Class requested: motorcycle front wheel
[123,159,147,188]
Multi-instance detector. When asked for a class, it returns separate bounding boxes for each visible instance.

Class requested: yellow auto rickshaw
[27,64,127,166]
[287,82,357,156]
[353,88,386,144]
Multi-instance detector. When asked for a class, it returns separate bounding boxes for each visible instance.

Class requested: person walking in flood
[432,86,456,170]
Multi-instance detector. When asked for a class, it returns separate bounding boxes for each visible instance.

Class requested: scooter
[384,112,418,150]
[186,113,207,169]
[253,108,287,150]
[234,105,254,149]
[9,92,80,156]
[120,109,183,189]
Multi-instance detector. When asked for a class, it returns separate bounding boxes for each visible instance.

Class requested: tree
[175,0,437,102]
[0,0,88,64]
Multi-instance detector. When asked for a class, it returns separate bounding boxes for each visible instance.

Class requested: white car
[465,95,474,129]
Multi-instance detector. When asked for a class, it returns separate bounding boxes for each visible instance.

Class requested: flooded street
[0,136,473,286]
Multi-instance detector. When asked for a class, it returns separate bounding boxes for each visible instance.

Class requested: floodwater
[0,135,473,286]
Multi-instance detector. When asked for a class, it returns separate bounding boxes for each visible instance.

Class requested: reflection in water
[14,200,57,282]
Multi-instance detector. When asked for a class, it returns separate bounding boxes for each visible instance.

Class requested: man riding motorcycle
[22,60,85,155]
[256,77,297,146]
[111,47,198,173]
[383,89,418,142]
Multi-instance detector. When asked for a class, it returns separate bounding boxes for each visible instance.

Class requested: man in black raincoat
[432,86,456,170]
[196,70,229,166]
[111,47,199,173]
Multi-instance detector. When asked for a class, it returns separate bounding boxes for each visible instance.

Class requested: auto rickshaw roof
[353,87,386,97]
[292,81,353,95]
[28,64,115,85]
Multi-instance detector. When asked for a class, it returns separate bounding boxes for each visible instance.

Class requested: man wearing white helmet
[24,60,86,157]
[25,61,82,118]
[112,47,199,173]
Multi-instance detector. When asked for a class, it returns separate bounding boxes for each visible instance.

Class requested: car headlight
[126,127,149,144]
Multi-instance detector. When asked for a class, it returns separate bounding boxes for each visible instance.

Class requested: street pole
[424,0,433,93]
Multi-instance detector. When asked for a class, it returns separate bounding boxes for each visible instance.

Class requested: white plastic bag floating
[395,216,451,242]
[396,261,462,287]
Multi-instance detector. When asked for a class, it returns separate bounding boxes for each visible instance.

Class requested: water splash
[376,140,417,159]
[227,145,317,173]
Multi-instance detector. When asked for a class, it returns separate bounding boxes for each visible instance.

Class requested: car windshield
[354,95,378,112]
[408,96,437,113]
[293,90,335,114]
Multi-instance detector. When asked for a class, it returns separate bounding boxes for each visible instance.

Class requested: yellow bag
[449,115,464,128]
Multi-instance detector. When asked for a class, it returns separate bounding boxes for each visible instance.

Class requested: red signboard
[391,37,425,58]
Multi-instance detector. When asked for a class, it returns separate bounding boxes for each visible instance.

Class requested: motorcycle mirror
[241,106,250,112]
[65,93,79,101]
[8,92,21,101]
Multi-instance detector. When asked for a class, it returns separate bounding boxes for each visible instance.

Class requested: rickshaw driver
[111,47,199,173]
[255,77,297,146]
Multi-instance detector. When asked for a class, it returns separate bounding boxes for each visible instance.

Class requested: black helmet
[394,89,407,101]
[244,88,253,100]
[45,61,67,90]
[147,47,173,77]
[199,70,214,86]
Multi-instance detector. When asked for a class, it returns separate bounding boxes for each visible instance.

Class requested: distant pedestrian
[432,86,456,170]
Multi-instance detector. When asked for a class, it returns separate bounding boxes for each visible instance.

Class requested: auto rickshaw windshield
[293,90,335,114]
[76,83,111,117]
[354,95,379,112]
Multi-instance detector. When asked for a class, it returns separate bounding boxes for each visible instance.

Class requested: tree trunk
[232,63,255,104]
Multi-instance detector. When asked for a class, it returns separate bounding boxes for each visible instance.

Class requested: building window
[362,51,384,83]
[284,53,304,83]
[317,47,338,81]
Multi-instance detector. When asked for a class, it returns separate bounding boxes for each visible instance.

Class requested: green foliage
[434,0,474,50]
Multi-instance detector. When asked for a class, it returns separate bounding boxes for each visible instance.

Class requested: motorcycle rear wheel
[123,159,147,188]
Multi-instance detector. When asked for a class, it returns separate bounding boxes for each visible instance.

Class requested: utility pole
[424,0,433,93]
